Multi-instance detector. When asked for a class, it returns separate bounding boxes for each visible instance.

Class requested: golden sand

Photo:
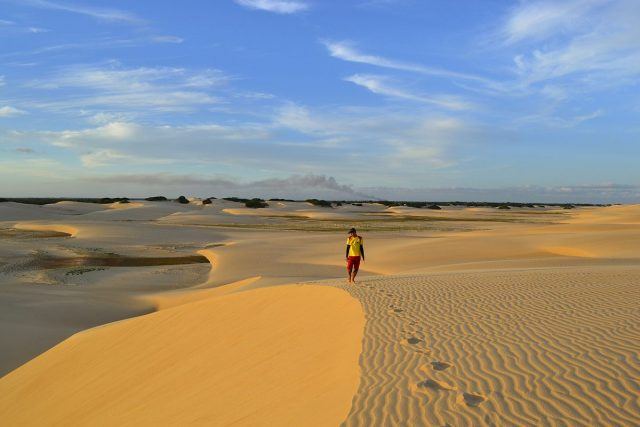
[0,201,639,425]
[0,285,364,426]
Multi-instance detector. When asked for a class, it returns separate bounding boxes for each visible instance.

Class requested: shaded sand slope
[0,285,364,426]
[332,266,640,426]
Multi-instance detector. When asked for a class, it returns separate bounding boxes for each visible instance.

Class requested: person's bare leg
[347,267,352,283]
[351,269,359,283]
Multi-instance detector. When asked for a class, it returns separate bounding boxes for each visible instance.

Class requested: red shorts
[347,256,361,272]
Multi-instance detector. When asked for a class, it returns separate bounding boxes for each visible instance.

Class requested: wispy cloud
[502,0,606,45]
[0,36,190,60]
[234,0,309,14]
[323,40,496,87]
[150,35,184,44]
[26,64,228,113]
[503,0,640,88]
[345,74,473,110]
[0,106,27,117]
[517,109,604,128]
[17,0,143,24]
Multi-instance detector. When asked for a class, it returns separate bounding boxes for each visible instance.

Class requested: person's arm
[360,244,365,261]
[346,244,350,260]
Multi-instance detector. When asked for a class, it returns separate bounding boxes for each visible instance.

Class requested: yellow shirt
[346,236,363,257]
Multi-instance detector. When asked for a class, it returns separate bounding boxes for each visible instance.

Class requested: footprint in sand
[402,336,423,346]
[430,361,453,371]
[387,308,403,314]
[400,336,431,354]
[412,378,457,392]
[419,362,452,373]
[458,392,487,407]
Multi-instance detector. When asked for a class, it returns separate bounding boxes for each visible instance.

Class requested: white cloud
[81,149,129,167]
[0,106,27,117]
[27,27,49,33]
[19,0,142,24]
[150,35,184,44]
[5,104,478,178]
[26,64,227,113]
[49,122,139,147]
[234,0,309,14]
[503,0,640,88]
[518,109,604,128]
[502,0,606,45]
[345,74,473,110]
[323,40,495,87]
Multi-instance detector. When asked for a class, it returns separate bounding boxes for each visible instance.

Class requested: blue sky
[1,0,639,202]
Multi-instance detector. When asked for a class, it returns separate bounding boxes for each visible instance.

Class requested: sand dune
[0,285,364,426]
[1,201,639,425]
[333,267,640,426]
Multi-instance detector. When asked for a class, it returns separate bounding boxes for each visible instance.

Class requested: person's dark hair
[348,228,356,234]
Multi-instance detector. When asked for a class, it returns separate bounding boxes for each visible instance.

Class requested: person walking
[346,228,365,283]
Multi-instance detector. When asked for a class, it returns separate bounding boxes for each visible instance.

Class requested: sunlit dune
[0,285,364,426]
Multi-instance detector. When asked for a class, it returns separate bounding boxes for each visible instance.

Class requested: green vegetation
[223,197,249,203]
[99,197,129,204]
[245,198,269,208]
[176,196,190,204]
[202,198,213,205]
[306,198,332,208]
[65,267,106,276]
[145,196,167,201]
[427,204,441,210]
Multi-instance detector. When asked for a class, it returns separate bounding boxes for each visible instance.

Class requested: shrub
[427,204,441,210]
[351,203,362,206]
[306,198,332,208]
[498,205,511,210]
[245,198,269,209]
[405,202,428,208]
[176,196,189,204]
[145,196,167,201]
[223,197,249,203]
[202,198,213,205]
[563,204,575,209]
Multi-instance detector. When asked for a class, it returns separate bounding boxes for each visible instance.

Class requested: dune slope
[0,285,364,426]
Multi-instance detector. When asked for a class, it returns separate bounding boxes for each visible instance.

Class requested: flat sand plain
[0,200,638,426]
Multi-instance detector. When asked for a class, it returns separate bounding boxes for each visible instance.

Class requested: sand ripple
[335,266,640,426]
